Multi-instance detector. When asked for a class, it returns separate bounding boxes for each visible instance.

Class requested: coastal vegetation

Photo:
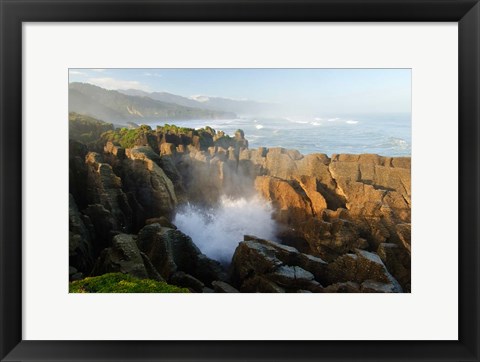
[69,273,189,293]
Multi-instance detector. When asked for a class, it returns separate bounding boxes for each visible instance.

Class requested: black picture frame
[1,0,479,361]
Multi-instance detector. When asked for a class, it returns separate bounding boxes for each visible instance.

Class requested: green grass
[69,273,189,293]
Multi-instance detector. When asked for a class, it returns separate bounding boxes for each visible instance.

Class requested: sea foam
[173,196,278,264]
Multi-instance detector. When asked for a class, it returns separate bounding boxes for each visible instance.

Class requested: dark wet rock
[212,281,239,293]
[82,204,119,251]
[69,194,95,274]
[324,281,361,293]
[170,271,204,292]
[69,266,84,281]
[241,276,285,293]
[92,233,162,281]
[145,217,177,229]
[231,239,283,284]
[137,224,227,286]
[267,265,315,286]
[195,254,228,284]
[140,252,164,281]
[69,140,89,209]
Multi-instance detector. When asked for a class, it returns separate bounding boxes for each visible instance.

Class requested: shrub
[101,125,152,148]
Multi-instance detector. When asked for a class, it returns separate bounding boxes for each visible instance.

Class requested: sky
[69,68,411,115]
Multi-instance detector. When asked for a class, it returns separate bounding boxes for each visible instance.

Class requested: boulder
[212,281,239,293]
[92,233,162,281]
[170,271,204,292]
[241,276,286,293]
[231,236,327,292]
[326,249,402,292]
[360,280,400,293]
[297,218,366,261]
[137,224,227,286]
[324,282,361,293]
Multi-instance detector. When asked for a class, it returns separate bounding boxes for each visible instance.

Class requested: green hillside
[69,82,235,123]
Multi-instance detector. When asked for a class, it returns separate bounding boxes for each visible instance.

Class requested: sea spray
[173,195,278,264]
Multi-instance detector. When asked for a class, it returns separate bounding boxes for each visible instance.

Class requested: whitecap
[346,120,359,124]
[255,124,264,129]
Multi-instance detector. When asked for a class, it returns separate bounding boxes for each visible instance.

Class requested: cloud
[90,69,106,72]
[143,72,162,78]
[87,77,151,91]
[69,70,87,76]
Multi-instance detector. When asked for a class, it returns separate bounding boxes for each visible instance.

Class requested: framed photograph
[1,0,479,361]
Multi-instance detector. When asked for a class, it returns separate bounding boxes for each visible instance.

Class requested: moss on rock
[69,272,189,293]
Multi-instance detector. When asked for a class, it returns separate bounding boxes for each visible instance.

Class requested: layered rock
[231,236,327,292]
[325,249,402,292]
[69,194,94,277]
[92,233,163,281]
[85,152,133,232]
[70,123,411,293]
[137,223,227,289]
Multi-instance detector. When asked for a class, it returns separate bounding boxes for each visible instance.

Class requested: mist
[173,195,278,264]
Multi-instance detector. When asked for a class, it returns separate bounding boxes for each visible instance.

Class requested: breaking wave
[174,196,278,263]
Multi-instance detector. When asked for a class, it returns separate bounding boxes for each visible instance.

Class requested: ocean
[147,113,411,157]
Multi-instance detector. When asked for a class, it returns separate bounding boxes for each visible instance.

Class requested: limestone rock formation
[69,194,94,276]
[325,249,402,292]
[231,236,327,292]
[70,122,411,293]
[124,146,177,219]
[92,233,162,281]
[137,224,227,287]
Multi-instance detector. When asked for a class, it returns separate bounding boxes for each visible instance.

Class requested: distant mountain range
[69,82,236,123]
[119,89,273,116]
